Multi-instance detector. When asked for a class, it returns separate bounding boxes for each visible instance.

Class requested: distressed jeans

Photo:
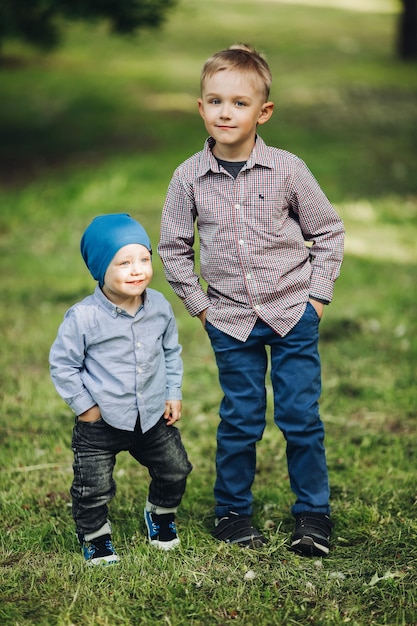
[71,415,192,538]
[206,302,330,519]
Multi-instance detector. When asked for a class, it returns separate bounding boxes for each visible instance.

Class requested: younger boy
[158,45,344,556]
[50,213,192,565]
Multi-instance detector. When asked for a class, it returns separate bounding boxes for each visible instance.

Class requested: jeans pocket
[306,301,321,322]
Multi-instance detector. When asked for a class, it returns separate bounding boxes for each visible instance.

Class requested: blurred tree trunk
[398,0,417,60]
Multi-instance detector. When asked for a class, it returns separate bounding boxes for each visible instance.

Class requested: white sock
[84,521,112,541]
[146,499,177,516]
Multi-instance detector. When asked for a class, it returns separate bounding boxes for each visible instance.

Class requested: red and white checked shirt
[158,136,344,341]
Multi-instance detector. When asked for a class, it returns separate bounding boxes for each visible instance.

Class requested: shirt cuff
[183,291,212,317]
[309,296,330,305]
[68,390,97,417]
[165,387,182,401]
[309,273,335,303]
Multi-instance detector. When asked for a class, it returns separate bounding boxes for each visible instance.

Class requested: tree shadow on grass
[0,91,160,186]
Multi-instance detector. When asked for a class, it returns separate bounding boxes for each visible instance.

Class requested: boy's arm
[291,158,345,303]
[158,173,212,317]
[163,322,183,425]
[162,308,183,420]
[49,311,97,417]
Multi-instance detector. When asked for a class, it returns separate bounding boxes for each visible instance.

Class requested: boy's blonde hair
[200,44,272,101]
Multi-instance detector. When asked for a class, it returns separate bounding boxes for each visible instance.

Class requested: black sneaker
[289,512,334,557]
[144,509,180,550]
[82,534,120,566]
[212,512,267,549]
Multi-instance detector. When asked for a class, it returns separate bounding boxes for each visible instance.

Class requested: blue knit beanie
[80,213,152,287]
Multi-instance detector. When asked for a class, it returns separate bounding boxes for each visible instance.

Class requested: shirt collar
[93,284,148,318]
[197,135,273,178]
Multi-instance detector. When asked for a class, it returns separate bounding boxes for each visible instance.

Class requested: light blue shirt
[49,285,182,432]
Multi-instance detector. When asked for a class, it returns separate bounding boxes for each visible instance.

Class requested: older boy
[50,213,192,565]
[158,45,344,556]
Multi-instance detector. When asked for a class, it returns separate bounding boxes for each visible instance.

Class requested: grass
[1,0,417,624]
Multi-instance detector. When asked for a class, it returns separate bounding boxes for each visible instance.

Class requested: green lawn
[1,1,416,624]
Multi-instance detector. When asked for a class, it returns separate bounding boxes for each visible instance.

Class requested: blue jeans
[71,415,192,537]
[206,303,330,518]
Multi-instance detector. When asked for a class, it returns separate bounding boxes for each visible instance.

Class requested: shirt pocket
[244,192,287,236]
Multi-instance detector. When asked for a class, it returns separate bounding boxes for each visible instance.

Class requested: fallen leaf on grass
[367,570,404,586]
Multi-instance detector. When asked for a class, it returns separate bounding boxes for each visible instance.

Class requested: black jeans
[71,415,192,537]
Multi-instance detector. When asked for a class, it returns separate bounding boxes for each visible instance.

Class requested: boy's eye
[210,98,221,105]
[235,101,246,107]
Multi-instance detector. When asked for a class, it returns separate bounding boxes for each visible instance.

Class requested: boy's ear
[258,101,274,125]
[197,98,204,119]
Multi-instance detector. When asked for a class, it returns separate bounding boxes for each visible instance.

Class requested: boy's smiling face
[198,69,273,161]
[102,243,152,308]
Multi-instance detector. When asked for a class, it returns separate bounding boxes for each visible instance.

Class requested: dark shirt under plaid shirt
[158,135,345,342]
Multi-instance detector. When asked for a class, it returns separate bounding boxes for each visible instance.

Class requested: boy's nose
[131,262,142,275]
[219,103,232,118]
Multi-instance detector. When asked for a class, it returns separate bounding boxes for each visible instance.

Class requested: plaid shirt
[158,136,344,341]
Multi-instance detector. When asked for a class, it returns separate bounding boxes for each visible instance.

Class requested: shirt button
[116,308,122,314]
[137,368,142,374]
[255,304,261,311]
[137,342,142,348]
[235,204,241,210]
[246,273,252,279]
[239,239,245,245]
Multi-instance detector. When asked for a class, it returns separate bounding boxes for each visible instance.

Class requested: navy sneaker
[289,512,334,557]
[82,534,120,566]
[212,512,267,549]
[144,509,180,550]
